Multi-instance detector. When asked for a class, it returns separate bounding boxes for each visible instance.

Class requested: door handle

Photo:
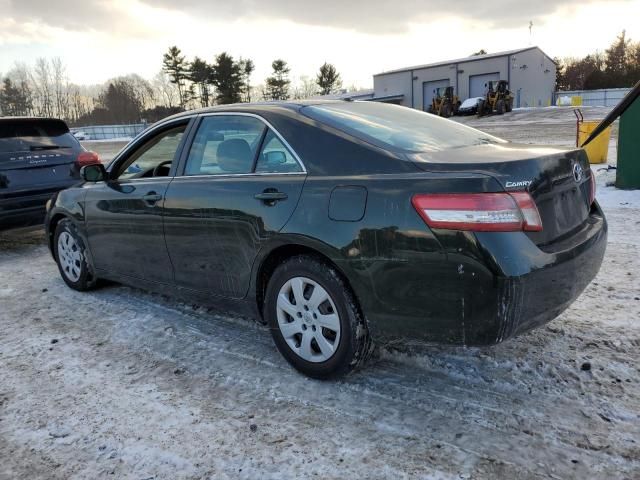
[142,192,162,205]
[254,190,288,202]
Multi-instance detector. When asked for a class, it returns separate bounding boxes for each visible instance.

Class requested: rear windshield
[302,102,505,153]
[0,119,77,154]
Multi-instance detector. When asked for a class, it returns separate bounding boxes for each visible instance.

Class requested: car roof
[160,99,350,123]
[0,116,69,123]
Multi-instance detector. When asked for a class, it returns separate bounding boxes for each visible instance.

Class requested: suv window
[185,116,266,175]
[0,119,77,155]
[255,130,302,173]
[117,125,186,179]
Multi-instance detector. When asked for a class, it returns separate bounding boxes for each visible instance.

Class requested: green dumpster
[580,80,640,190]
[616,92,640,189]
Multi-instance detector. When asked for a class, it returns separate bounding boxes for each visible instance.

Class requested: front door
[163,114,306,299]
[84,121,190,283]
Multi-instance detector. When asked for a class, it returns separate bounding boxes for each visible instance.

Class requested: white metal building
[373,47,557,110]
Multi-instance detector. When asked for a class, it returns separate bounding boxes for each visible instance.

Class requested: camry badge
[505,180,532,188]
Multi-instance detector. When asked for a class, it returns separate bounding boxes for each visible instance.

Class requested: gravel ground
[1,108,639,480]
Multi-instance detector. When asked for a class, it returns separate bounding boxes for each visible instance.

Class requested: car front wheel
[54,218,98,291]
[265,255,372,379]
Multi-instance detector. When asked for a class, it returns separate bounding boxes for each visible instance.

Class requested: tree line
[161,46,342,109]
[0,47,344,125]
[556,31,640,91]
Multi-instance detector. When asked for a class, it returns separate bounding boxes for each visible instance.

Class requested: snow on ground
[2,107,640,479]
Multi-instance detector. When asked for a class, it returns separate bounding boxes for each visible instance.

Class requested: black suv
[1,117,99,230]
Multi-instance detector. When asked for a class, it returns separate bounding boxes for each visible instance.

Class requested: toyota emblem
[572,162,583,183]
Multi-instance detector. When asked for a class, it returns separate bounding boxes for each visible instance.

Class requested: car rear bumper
[479,205,607,343]
[349,203,607,345]
[1,187,74,231]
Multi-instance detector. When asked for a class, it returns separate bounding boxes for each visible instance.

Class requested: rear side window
[255,130,302,173]
[185,116,266,175]
[0,119,77,154]
[301,102,505,153]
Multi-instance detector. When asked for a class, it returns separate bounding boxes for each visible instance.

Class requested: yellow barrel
[578,121,611,164]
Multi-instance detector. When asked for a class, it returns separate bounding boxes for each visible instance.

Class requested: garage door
[469,72,500,98]
[422,79,450,111]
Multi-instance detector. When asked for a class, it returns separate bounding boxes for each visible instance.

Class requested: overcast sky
[1,0,639,87]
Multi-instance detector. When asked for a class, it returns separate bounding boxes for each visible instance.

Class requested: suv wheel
[264,255,372,379]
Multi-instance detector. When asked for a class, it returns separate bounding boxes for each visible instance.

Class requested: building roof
[374,46,555,76]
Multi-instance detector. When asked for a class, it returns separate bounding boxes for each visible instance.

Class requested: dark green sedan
[45,101,606,378]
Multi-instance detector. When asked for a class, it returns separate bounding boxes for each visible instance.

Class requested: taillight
[411,192,543,232]
[589,172,596,205]
[76,151,100,167]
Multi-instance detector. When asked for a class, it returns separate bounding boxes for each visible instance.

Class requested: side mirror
[265,151,286,164]
[81,164,107,182]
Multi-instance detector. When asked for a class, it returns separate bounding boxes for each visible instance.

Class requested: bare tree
[6,63,34,116]
[32,58,53,117]
[152,70,179,108]
[51,57,69,119]
[292,75,318,99]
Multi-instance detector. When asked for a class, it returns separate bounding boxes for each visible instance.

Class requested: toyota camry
[44,101,607,378]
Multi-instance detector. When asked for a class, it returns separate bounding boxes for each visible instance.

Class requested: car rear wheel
[265,255,372,379]
[54,218,98,291]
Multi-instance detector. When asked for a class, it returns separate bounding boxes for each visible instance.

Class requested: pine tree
[553,57,565,91]
[239,58,255,102]
[0,78,31,116]
[605,31,630,86]
[316,62,342,96]
[265,60,291,101]
[190,57,212,108]
[210,52,242,105]
[162,46,191,108]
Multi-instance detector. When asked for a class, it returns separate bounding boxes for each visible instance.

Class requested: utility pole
[529,21,533,45]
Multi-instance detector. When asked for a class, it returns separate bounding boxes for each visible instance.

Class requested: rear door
[0,119,81,211]
[84,119,191,283]
[163,113,306,299]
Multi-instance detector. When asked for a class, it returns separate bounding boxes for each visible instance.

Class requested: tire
[54,218,99,291]
[440,103,452,118]
[477,100,485,117]
[264,255,372,379]
[496,99,505,115]
[506,100,513,113]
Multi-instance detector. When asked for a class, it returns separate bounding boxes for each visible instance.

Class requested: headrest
[217,138,253,173]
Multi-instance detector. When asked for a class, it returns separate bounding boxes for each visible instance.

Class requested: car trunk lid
[410,143,593,246]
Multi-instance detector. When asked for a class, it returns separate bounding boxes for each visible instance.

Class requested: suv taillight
[412,192,543,232]
[76,151,100,167]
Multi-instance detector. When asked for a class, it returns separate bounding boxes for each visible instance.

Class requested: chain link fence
[69,123,148,140]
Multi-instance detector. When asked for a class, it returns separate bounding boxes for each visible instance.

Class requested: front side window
[116,125,186,179]
[185,116,266,175]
